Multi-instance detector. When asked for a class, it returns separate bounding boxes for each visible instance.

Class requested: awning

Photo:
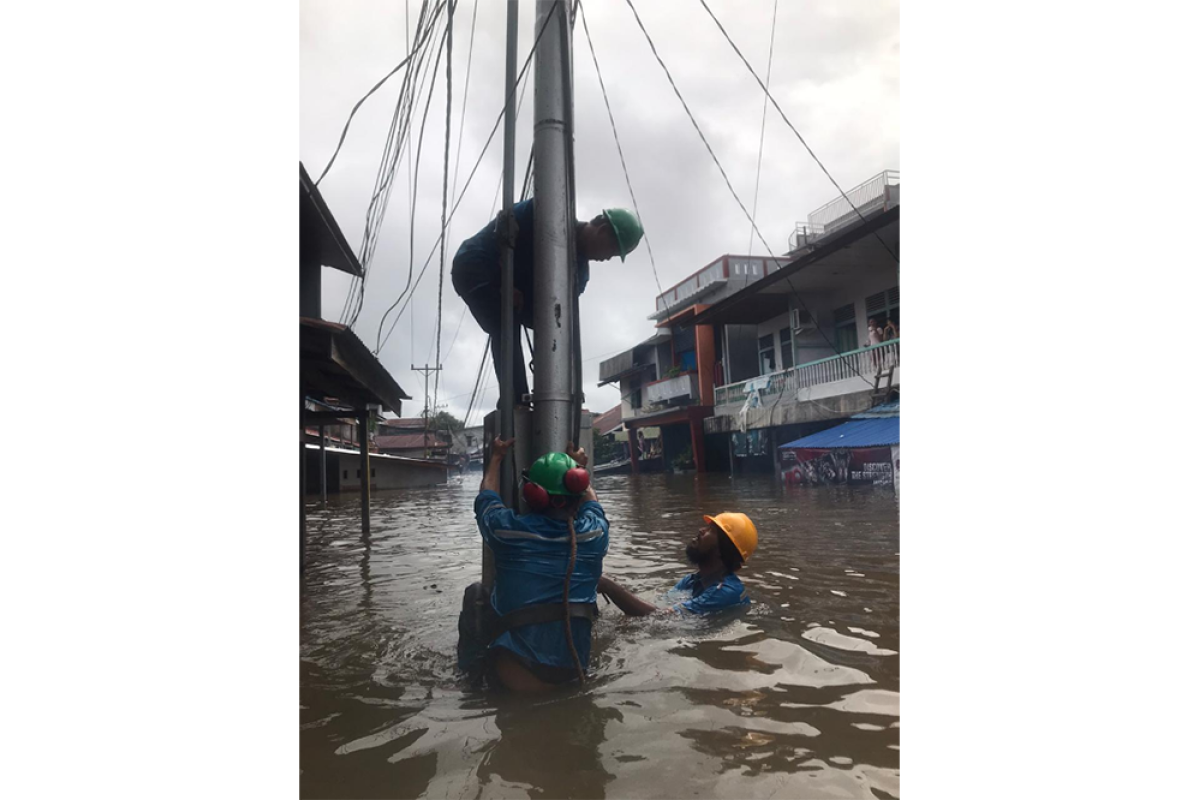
[301,317,411,415]
[300,163,363,277]
[693,205,899,327]
[779,417,899,449]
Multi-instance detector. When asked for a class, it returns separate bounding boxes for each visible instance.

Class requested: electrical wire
[313,0,444,187]
[577,0,663,298]
[433,0,456,418]
[375,0,565,356]
[748,0,778,255]
[696,0,900,265]
[624,0,878,390]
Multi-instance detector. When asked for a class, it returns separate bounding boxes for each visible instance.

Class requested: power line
[450,0,481,203]
[622,0,772,261]
[696,0,899,265]
[312,0,444,187]
[462,336,491,430]
[374,0,565,356]
[339,1,449,328]
[354,7,450,328]
[623,0,878,391]
[433,0,456,416]
[577,0,663,298]
[748,0,778,255]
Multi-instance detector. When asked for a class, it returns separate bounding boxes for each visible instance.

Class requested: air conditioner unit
[791,308,816,332]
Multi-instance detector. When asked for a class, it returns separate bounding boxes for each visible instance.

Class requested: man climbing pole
[451,201,644,404]
[457,437,609,693]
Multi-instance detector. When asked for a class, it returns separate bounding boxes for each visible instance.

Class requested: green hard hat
[601,208,644,262]
[529,452,580,495]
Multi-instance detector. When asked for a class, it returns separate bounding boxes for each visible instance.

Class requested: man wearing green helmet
[457,437,610,693]
[451,200,644,404]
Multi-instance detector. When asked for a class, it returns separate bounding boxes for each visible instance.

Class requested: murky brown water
[301,472,899,799]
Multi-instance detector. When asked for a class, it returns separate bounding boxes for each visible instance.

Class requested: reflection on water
[301,472,899,799]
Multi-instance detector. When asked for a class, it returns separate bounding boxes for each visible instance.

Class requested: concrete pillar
[318,424,327,504]
[301,394,307,574]
[359,408,370,535]
[690,418,707,473]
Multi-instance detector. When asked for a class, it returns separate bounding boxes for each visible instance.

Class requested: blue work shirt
[671,571,750,614]
[474,489,609,671]
[453,199,590,322]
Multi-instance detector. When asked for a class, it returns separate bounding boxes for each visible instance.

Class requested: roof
[375,432,447,450]
[597,331,672,384]
[300,317,410,415]
[300,162,363,277]
[654,303,710,329]
[378,417,429,430]
[691,205,899,327]
[304,443,447,470]
[852,400,899,419]
[779,416,899,449]
[592,405,624,436]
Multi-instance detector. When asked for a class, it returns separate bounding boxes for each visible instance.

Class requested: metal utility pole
[499,0,519,500]
[412,363,443,458]
[531,0,576,457]
[483,0,522,592]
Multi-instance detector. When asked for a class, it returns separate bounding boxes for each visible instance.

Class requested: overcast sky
[300,0,898,424]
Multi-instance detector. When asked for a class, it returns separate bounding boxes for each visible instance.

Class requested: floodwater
[301,472,899,799]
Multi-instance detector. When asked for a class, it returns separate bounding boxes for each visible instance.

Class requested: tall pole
[319,423,327,504]
[486,0,521,591]
[358,407,370,535]
[412,363,442,458]
[500,0,519,497]
[532,0,575,456]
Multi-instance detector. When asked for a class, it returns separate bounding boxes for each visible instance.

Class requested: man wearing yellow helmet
[597,512,758,616]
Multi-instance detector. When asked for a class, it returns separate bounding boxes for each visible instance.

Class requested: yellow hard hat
[703,512,759,562]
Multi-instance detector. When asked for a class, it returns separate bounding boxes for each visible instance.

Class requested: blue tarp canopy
[777,407,902,450]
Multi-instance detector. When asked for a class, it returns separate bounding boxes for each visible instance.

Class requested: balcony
[714,340,899,408]
[787,170,900,251]
[645,372,699,406]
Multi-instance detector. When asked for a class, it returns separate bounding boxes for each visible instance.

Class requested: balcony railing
[714,340,899,407]
[644,372,699,406]
[806,169,900,234]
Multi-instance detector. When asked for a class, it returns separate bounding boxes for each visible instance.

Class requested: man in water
[457,437,609,693]
[451,201,644,404]
[597,512,758,615]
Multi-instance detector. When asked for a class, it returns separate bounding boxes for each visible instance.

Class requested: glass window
[779,327,794,369]
[758,334,776,374]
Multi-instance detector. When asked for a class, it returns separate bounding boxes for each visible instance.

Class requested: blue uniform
[474,490,609,671]
[451,198,590,401]
[671,571,750,614]
[452,199,590,319]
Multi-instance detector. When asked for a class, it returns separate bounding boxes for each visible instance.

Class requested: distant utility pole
[412,363,443,459]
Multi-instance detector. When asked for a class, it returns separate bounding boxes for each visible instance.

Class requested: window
[865,286,900,336]
[758,334,776,374]
[672,326,696,372]
[834,303,858,353]
[779,327,794,369]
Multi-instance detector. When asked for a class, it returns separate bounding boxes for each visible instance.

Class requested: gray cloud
[301,0,898,423]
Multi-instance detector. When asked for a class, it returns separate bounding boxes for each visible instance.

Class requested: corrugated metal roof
[592,405,624,436]
[378,417,428,430]
[376,433,446,449]
[851,400,899,419]
[779,417,899,449]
